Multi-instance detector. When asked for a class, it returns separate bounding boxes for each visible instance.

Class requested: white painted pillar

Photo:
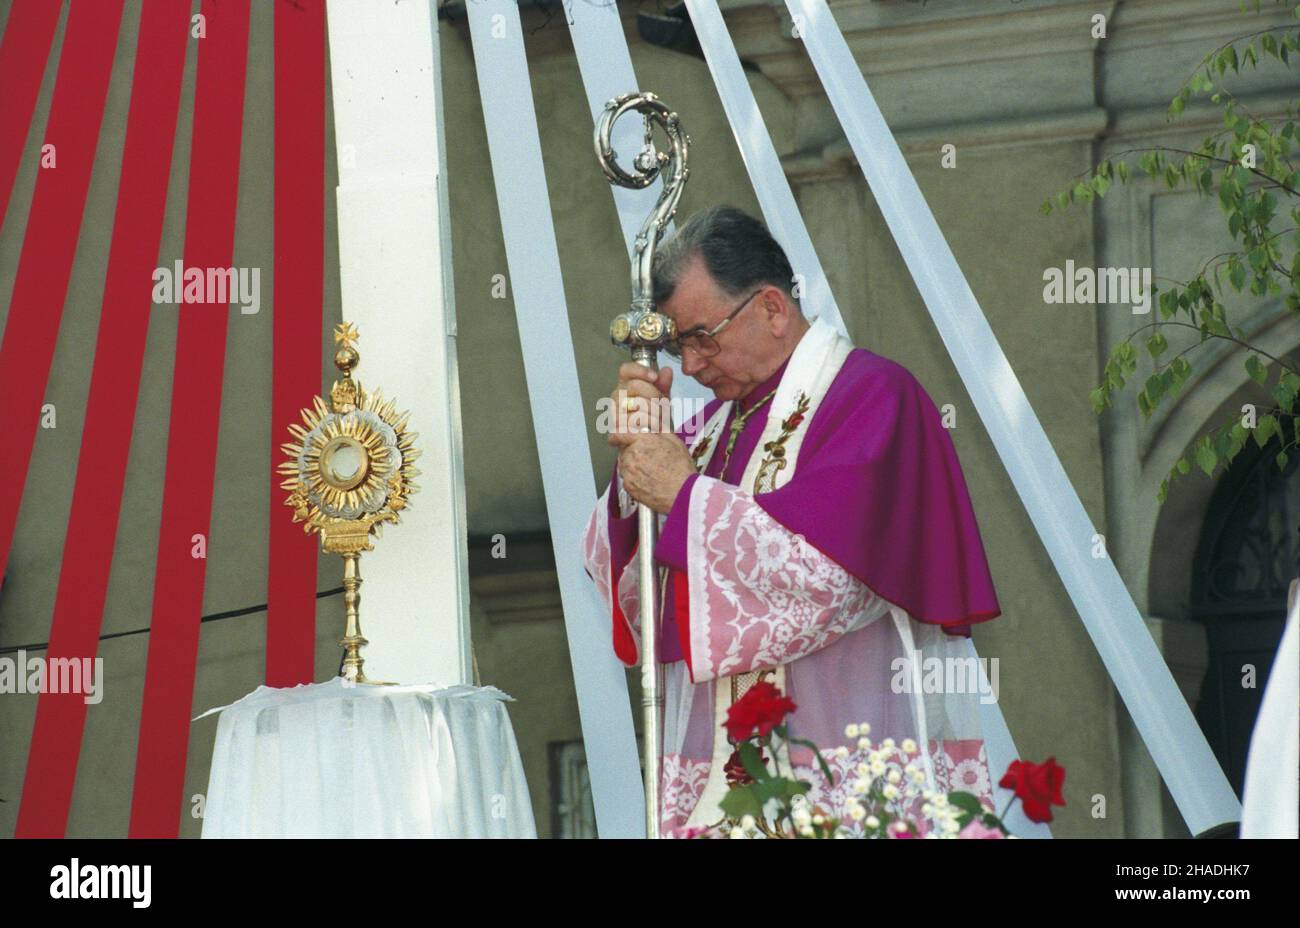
[324,0,472,686]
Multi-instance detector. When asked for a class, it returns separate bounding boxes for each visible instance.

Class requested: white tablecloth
[199,678,536,838]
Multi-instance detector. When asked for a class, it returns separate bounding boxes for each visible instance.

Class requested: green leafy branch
[1045,3,1300,499]
[1158,401,1299,503]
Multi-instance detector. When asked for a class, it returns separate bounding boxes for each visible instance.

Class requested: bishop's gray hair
[651,205,800,310]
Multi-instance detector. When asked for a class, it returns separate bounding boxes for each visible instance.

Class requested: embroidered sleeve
[685,476,889,683]
[615,557,641,636]
[582,474,643,663]
[581,484,615,612]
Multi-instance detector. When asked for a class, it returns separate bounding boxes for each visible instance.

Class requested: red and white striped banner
[16,0,191,840]
[7,0,331,840]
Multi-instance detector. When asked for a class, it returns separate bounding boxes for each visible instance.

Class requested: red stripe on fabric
[611,560,635,665]
[128,0,251,839]
[611,539,639,666]
[0,0,61,229]
[0,0,123,599]
[266,0,324,686]
[672,569,693,681]
[14,0,191,839]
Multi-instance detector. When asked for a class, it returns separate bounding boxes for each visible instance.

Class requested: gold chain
[718,388,777,479]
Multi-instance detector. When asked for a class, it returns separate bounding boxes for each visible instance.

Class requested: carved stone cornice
[781,106,1109,181]
[1099,0,1293,49]
[1108,89,1297,143]
[721,0,1287,93]
[712,0,1296,179]
[722,0,1115,98]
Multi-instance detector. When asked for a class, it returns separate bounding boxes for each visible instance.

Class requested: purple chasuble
[607,346,1001,667]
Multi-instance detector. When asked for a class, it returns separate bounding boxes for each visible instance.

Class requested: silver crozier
[593,92,690,839]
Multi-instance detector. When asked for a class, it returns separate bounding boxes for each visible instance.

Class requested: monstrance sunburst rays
[275,323,422,684]
[277,391,421,534]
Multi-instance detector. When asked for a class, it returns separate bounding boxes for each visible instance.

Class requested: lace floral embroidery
[690,478,884,681]
[582,486,614,612]
[930,738,993,802]
[617,559,641,638]
[661,753,710,836]
[791,739,994,836]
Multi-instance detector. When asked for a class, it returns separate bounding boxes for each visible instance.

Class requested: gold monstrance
[278,322,421,684]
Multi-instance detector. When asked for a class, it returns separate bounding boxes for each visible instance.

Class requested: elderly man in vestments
[581,206,1003,836]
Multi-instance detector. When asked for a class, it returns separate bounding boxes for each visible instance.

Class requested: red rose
[785,412,804,430]
[725,680,797,743]
[999,757,1066,823]
[723,746,767,786]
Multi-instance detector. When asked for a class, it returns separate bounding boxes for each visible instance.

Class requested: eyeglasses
[663,289,763,360]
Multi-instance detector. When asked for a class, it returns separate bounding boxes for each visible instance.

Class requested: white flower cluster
[917,789,964,838]
[718,725,972,839]
[823,725,962,838]
[790,794,816,837]
[728,814,760,839]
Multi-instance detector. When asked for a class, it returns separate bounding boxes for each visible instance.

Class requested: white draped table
[198,678,536,838]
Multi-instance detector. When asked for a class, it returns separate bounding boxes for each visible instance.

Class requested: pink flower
[886,821,916,839]
[958,820,1005,839]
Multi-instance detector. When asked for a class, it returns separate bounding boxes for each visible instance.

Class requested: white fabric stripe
[686,0,1048,837]
[682,0,844,335]
[786,0,1239,834]
[565,0,662,265]
[326,0,472,686]
[467,0,643,838]
[565,2,711,408]
[890,607,937,790]
[737,316,848,492]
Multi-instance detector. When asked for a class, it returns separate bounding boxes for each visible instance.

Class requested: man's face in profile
[659,256,771,402]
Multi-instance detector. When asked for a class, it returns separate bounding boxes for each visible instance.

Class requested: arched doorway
[1189,423,1298,796]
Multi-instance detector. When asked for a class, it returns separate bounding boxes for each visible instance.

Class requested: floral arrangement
[677,680,1065,839]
